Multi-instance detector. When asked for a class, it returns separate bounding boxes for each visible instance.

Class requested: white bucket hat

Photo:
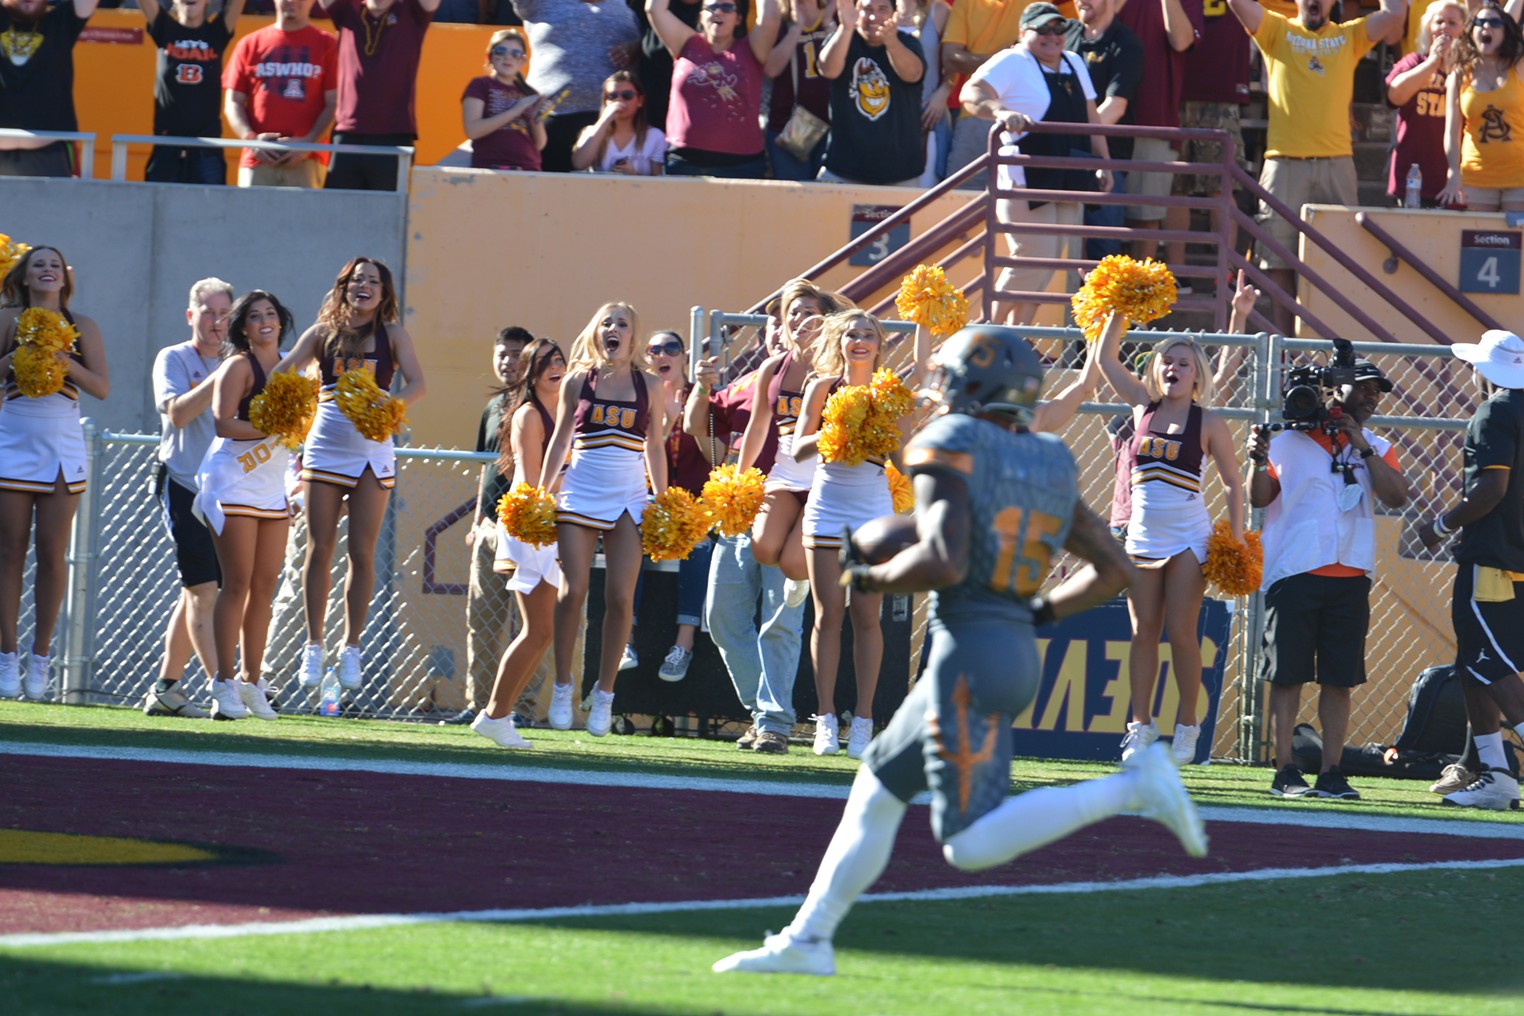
[1452,330,1524,389]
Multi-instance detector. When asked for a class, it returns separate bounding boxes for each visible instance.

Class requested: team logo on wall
[850,58,890,121]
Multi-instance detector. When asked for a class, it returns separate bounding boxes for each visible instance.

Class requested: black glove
[838,526,873,590]
[1026,595,1057,627]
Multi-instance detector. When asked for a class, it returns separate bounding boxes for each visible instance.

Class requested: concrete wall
[0,177,405,432]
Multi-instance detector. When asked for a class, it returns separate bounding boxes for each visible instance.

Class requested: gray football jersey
[904,413,1078,622]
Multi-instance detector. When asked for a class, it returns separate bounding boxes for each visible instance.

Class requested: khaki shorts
[1125,136,1177,223]
[1172,102,1247,197]
[237,158,326,189]
[1255,155,1357,271]
[1461,184,1524,211]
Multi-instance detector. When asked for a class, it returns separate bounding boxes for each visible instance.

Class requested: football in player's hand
[847,513,919,566]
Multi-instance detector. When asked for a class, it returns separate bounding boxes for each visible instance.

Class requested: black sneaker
[1270,764,1313,797]
[438,707,478,727]
[1312,766,1361,800]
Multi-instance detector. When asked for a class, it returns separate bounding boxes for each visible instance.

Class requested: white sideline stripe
[1,741,1519,839]
[90,971,183,985]
[4,856,1523,950]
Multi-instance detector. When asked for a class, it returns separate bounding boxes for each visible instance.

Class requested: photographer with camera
[1247,351,1411,799]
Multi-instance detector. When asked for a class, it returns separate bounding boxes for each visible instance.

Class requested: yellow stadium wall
[74,11,500,182]
[401,167,972,448]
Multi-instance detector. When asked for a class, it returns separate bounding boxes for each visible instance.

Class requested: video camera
[1267,338,1359,434]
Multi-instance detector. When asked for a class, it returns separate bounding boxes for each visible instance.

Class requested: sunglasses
[1473,17,1505,27]
[1030,21,1067,35]
[490,45,526,58]
[647,341,684,357]
[605,88,639,101]
[704,2,737,12]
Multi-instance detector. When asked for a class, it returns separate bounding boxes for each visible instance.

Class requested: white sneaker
[0,651,19,699]
[1126,742,1208,858]
[299,643,324,688]
[1442,768,1521,811]
[658,645,692,682]
[548,681,574,731]
[784,578,810,609]
[337,646,363,690]
[210,678,249,720]
[812,713,839,755]
[238,679,279,720]
[23,654,48,701]
[618,644,639,672]
[846,716,873,759]
[1120,720,1159,761]
[1171,723,1201,765]
[470,711,532,748]
[713,930,835,976]
[587,688,616,737]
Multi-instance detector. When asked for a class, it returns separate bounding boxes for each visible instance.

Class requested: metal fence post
[63,419,102,704]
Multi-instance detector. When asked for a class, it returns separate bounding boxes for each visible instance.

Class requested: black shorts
[1451,564,1524,686]
[159,475,221,588]
[1259,572,1369,688]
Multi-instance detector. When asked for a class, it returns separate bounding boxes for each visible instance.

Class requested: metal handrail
[0,128,96,179]
[109,134,415,191]
[1355,211,1503,336]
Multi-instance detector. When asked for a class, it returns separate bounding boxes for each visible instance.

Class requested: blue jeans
[765,128,826,182]
[704,533,805,735]
[145,145,226,184]
[1084,170,1127,262]
[676,538,713,628]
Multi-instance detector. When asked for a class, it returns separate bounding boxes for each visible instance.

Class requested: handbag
[775,51,828,162]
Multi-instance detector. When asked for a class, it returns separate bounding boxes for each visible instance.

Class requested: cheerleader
[1097,312,1243,764]
[473,338,568,748]
[537,303,667,737]
[737,278,843,609]
[0,246,109,701]
[279,258,426,693]
[794,311,929,758]
[195,291,296,721]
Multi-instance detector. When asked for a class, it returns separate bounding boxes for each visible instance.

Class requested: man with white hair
[1414,330,1524,811]
[146,277,234,718]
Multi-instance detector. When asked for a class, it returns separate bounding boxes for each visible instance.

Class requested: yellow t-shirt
[1253,10,1377,159]
[944,0,1027,108]
[1460,65,1524,190]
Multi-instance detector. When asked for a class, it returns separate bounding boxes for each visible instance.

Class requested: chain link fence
[36,326,1470,760]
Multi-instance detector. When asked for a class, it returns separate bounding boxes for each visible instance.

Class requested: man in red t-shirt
[315,0,438,191]
[223,0,338,187]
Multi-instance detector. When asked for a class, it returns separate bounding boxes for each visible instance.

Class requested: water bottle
[319,668,341,716]
[1405,164,1422,208]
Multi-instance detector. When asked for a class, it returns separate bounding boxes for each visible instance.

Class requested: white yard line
[4,856,1522,950]
[1,740,1517,838]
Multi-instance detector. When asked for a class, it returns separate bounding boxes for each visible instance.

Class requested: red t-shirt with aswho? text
[222,23,339,167]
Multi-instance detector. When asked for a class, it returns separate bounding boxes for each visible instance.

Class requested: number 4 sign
[1459,229,1521,295]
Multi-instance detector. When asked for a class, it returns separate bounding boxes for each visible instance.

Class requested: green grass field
[1,704,1521,1015]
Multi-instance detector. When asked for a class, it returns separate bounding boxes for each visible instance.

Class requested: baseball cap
[1351,358,1393,393]
[1020,2,1068,29]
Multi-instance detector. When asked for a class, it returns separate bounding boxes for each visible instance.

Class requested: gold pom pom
[1202,520,1262,597]
[1070,255,1178,343]
[641,487,712,562]
[249,371,319,451]
[870,368,913,420]
[497,483,558,547]
[886,462,914,514]
[819,371,911,467]
[700,464,767,537]
[895,264,970,338]
[12,307,78,397]
[335,368,408,443]
[0,234,31,280]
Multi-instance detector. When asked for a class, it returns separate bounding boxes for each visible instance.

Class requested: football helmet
[923,326,1045,423]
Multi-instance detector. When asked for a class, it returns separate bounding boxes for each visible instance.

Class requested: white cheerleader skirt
[300,400,397,489]
[494,521,564,593]
[556,444,647,530]
[802,459,893,551]
[193,436,292,535]
[1125,497,1211,566]
[0,395,87,494]
[764,431,817,493]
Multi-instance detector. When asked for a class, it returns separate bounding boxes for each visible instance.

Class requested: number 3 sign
[850,204,908,268]
[1459,229,1521,295]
